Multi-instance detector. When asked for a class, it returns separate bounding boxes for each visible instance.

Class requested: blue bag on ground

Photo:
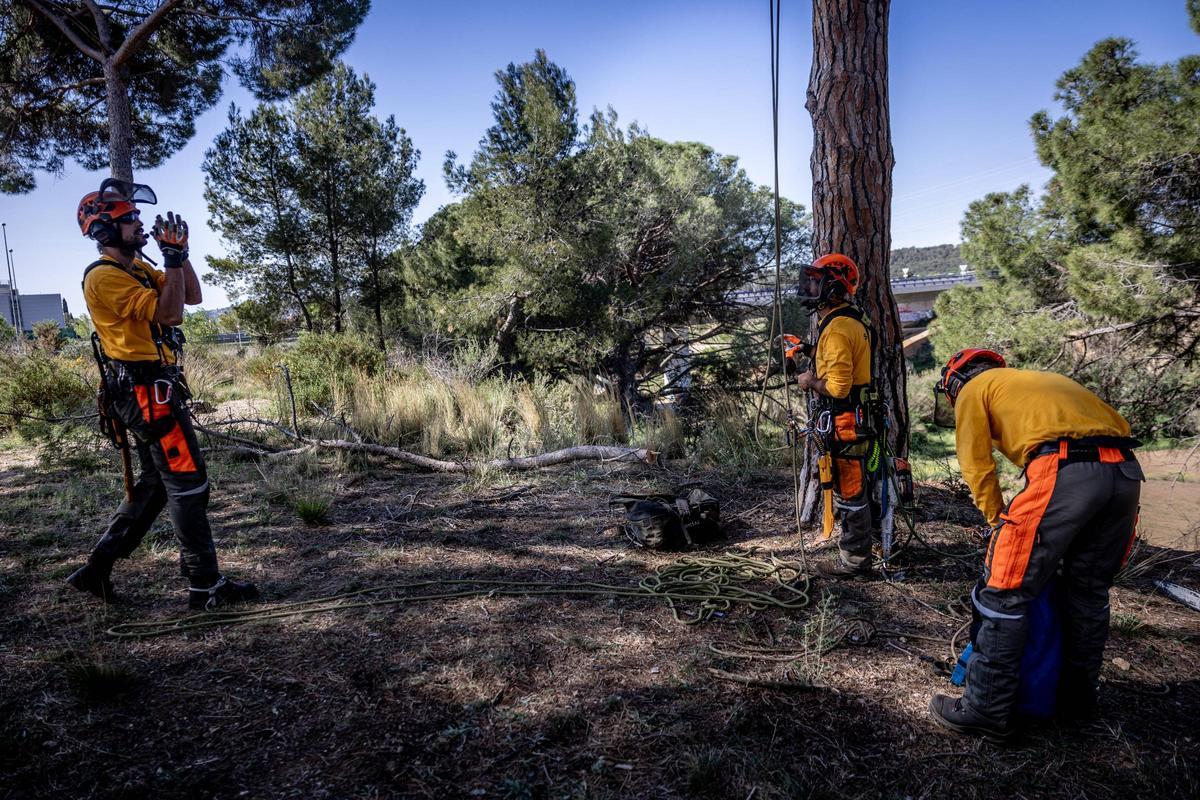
[950,579,1062,718]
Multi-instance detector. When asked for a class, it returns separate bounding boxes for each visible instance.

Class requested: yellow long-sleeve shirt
[83,257,173,363]
[814,304,871,399]
[954,368,1131,526]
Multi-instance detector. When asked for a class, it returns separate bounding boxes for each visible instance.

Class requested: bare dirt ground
[1,445,1198,800]
[1137,447,1200,551]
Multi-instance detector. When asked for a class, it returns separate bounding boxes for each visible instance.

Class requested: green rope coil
[105,549,812,639]
[866,439,881,473]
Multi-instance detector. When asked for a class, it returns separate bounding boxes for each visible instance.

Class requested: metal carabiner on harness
[815,410,833,436]
[153,378,173,406]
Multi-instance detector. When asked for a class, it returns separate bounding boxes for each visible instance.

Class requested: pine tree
[1,0,369,191]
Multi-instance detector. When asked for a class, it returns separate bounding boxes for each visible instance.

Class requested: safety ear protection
[937,365,970,403]
[89,221,117,246]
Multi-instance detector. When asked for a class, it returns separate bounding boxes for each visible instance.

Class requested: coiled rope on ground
[105,550,813,639]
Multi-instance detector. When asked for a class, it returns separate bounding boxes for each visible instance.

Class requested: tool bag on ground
[612,487,722,550]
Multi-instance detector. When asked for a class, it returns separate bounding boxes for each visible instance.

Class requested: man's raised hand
[152,212,189,269]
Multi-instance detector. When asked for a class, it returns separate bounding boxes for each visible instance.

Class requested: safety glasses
[98,178,157,205]
[115,211,141,225]
[932,385,956,429]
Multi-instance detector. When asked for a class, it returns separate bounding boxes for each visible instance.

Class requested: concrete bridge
[728,268,980,329]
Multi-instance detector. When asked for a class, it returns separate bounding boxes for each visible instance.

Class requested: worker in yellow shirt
[795,253,879,578]
[66,178,258,611]
[928,349,1143,741]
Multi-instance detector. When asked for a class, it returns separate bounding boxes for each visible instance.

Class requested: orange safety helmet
[801,253,859,309]
[932,348,1006,427]
[77,178,157,245]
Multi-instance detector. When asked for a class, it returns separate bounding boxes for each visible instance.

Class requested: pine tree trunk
[801,0,907,521]
[371,254,385,350]
[104,62,134,181]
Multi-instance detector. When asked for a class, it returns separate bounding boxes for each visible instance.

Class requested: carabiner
[816,410,833,436]
[153,378,173,406]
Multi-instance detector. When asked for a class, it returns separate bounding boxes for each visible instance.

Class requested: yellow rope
[105,550,812,639]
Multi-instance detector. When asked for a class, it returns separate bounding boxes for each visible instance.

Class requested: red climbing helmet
[932,348,1007,427]
[77,178,157,244]
[801,253,859,309]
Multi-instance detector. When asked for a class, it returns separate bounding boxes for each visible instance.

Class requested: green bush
[278,331,386,410]
[0,352,93,440]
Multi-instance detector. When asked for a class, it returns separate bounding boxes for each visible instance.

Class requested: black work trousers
[833,439,879,570]
[965,452,1142,724]
[87,373,219,584]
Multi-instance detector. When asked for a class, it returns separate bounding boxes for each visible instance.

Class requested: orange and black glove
[151,212,189,269]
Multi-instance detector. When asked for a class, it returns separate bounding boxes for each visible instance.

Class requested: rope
[104,550,812,639]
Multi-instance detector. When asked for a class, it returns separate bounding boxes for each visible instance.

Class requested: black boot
[1056,670,1099,723]
[188,575,260,611]
[929,693,1014,743]
[66,563,116,603]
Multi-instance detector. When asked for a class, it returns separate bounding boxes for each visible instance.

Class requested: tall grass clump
[638,405,687,459]
[690,391,787,474]
[570,377,627,445]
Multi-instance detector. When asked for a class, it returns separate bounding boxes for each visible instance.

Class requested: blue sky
[1,0,1197,314]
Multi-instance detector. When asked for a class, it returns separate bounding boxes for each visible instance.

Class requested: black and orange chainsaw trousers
[964,440,1142,725]
[86,368,219,584]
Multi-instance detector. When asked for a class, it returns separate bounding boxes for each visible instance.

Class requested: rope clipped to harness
[105,549,812,639]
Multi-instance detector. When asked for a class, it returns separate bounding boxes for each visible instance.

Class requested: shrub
[0,351,93,440]
[279,331,386,410]
[31,321,63,354]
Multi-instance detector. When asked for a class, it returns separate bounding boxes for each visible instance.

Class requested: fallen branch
[707,667,828,692]
[195,418,656,472]
[193,422,284,452]
[303,438,657,472]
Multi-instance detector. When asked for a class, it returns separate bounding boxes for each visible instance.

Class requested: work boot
[66,563,116,603]
[188,575,260,611]
[816,558,873,580]
[929,693,1014,743]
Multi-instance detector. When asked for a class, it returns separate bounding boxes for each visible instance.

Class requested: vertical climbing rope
[767,0,811,571]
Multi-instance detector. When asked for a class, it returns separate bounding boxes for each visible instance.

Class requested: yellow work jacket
[954,368,1131,526]
[814,304,871,399]
[83,256,174,363]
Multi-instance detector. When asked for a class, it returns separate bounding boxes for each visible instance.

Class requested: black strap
[816,303,873,349]
[82,257,157,292]
[814,304,878,418]
[82,256,177,365]
[1033,436,1141,462]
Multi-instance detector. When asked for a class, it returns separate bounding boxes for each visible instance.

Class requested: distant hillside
[890,244,961,277]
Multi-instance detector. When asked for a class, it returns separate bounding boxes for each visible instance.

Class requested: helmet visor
[932,386,956,429]
[98,178,157,205]
[797,271,824,309]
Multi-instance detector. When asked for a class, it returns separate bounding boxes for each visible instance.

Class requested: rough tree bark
[800,0,907,522]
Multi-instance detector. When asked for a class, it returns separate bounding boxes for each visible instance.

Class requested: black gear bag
[612,487,722,550]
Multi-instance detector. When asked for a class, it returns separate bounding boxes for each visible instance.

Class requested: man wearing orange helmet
[795,253,880,578]
[66,178,258,611]
[927,349,1142,741]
